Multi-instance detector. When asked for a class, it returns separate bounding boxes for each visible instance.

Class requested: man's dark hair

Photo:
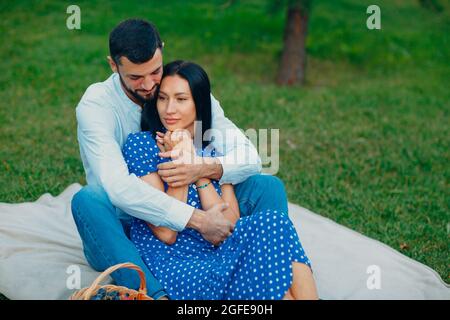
[109,19,163,65]
[141,60,212,148]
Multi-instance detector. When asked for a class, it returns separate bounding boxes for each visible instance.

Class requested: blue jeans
[71,174,288,299]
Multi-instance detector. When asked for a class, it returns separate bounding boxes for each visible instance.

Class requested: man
[72,19,289,300]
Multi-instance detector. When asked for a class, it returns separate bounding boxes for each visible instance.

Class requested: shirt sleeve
[123,133,159,177]
[76,97,193,231]
[209,94,262,185]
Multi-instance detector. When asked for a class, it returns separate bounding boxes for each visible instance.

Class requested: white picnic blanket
[0,183,449,300]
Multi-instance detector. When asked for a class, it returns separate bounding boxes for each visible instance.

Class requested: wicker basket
[70,262,153,300]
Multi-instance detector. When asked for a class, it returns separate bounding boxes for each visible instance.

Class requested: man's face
[109,48,163,105]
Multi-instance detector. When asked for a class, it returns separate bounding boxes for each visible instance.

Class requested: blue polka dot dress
[122,131,312,300]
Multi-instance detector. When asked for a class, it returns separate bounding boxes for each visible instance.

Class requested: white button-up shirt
[76,73,261,231]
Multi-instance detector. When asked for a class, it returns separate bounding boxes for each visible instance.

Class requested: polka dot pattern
[123,131,312,300]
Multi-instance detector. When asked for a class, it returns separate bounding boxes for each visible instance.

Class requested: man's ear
[107,56,118,73]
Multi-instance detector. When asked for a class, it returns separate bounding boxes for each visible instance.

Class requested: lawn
[0,0,449,299]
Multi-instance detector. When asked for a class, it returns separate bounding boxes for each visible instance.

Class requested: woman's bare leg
[282,288,295,300]
[289,262,318,300]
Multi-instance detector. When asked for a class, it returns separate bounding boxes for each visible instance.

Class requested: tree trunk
[277,6,309,85]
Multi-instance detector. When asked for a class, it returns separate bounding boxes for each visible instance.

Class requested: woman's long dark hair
[141,60,212,148]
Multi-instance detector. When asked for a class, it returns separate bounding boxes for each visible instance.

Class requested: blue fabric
[123,131,311,300]
[71,184,167,299]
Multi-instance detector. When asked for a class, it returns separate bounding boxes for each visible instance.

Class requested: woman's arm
[196,178,240,226]
[140,173,188,245]
[219,184,240,219]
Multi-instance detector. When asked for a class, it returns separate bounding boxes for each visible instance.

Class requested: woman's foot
[282,288,295,300]
[290,262,319,300]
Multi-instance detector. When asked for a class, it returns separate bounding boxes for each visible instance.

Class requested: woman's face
[156,75,196,136]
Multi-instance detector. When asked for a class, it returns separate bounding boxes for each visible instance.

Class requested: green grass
[0,0,449,299]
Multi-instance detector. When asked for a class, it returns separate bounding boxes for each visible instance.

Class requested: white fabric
[288,203,450,299]
[76,73,261,231]
[0,184,449,300]
[0,184,111,300]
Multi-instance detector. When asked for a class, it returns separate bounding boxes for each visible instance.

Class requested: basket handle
[83,262,148,299]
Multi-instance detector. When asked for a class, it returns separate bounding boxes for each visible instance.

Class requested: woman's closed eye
[157,96,187,101]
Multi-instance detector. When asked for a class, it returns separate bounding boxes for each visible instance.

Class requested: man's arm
[209,94,262,185]
[157,94,262,186]
[194,157,223,181]
[76,98,193,231]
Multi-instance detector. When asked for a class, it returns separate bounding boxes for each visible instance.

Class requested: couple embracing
[72,18,317,300]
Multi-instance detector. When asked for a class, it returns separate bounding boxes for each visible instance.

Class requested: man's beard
[118,73,157,105]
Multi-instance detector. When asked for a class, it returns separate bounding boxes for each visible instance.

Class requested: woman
[122,60,318,300]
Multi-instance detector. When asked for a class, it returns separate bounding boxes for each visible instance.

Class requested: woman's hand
[156,129,193,153]
[157,129,207,187]
[156,131,173,153]
[156,129,194,155]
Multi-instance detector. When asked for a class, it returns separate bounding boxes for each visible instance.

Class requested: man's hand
[156,129,223,187]
[157,130,205,187]
[157,158,204,187]
[188,203,235,246]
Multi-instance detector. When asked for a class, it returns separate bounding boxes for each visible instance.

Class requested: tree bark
[277,6,309,85]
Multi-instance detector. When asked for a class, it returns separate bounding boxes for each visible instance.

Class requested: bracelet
[196,181,211,189]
